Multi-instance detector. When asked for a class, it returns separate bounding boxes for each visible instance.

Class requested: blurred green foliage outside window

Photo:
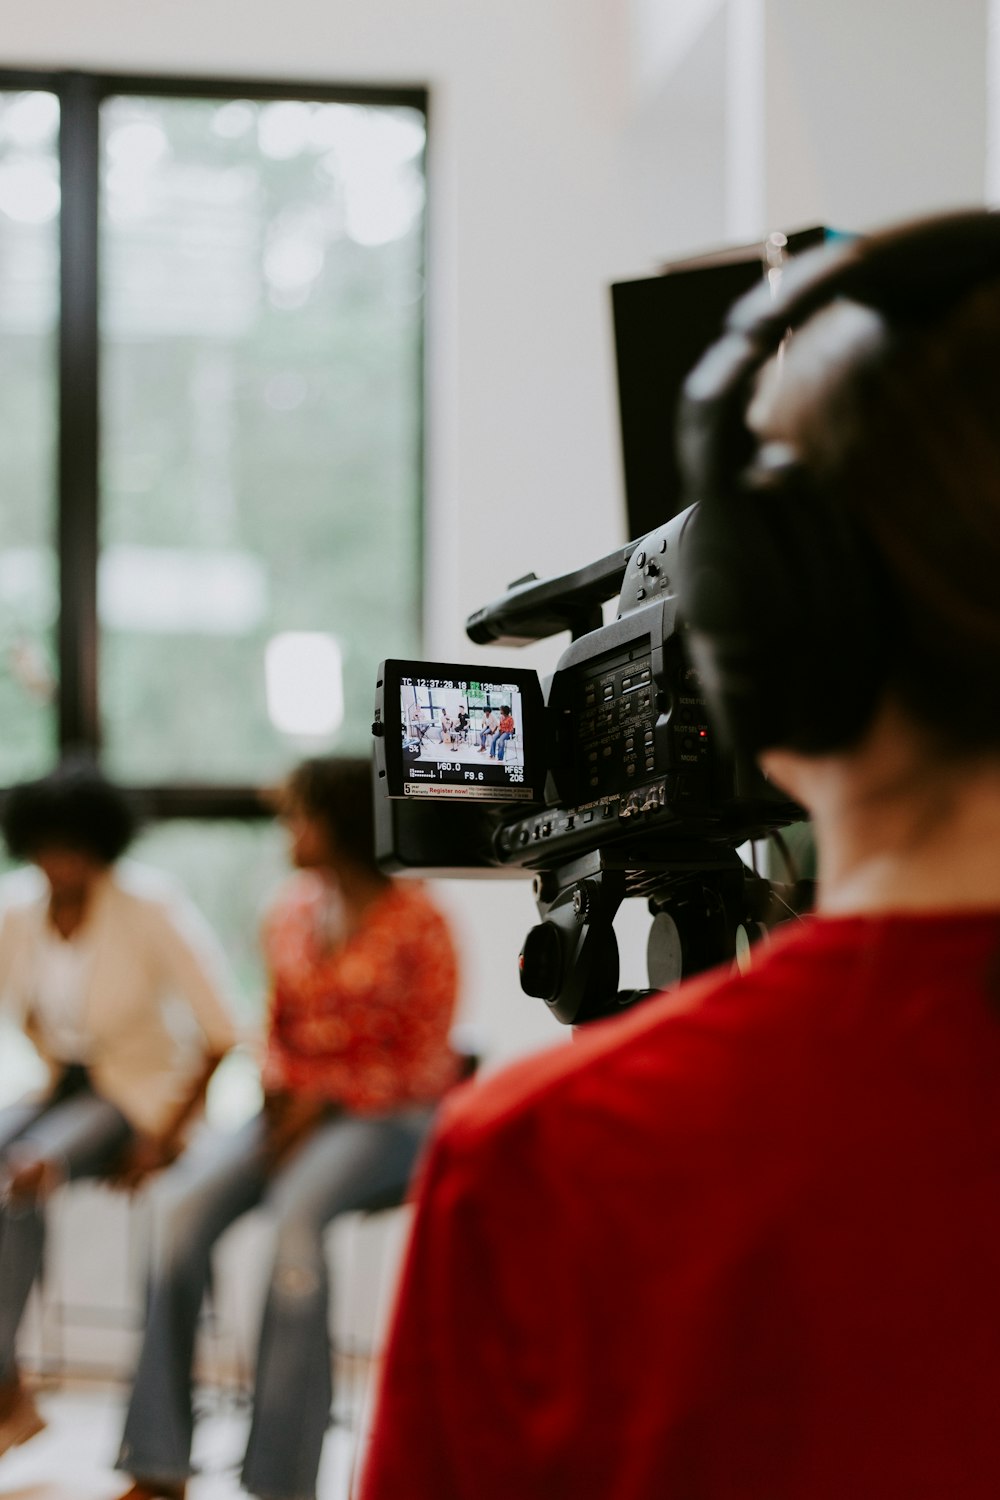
[0,78,426,1017]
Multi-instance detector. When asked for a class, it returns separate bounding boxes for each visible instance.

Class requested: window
[0,70,427,1006]
[0,87,60,785]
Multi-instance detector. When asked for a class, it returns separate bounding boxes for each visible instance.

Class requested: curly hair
[281,757,385,879]
[1,759,138,865]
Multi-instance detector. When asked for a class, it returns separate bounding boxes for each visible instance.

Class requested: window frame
[0,66,429,817]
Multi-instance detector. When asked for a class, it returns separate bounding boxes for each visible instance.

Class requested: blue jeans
[490,730,512,761]
[0,1081,133,1382]
[117,1105,434,1500]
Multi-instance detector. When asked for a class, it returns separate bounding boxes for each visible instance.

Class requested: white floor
[415,739,523,768]
[0,1376,370,1500]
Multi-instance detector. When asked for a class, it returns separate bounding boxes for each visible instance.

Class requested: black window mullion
[45,69,427,807]
[57,72,102,755]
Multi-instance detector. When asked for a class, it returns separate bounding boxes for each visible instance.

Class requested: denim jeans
[0,1081,133,1382]
[117,1105,434,1500]
[489,730,512,761]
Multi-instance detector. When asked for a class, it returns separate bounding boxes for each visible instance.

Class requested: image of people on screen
[400,684,522,771]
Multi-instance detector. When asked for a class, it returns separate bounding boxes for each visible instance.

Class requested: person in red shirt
[360,213,1000,1500]
[116,757,459,1500]
[488,706,515,762]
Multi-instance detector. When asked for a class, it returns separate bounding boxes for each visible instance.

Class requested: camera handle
[466,542,638,647]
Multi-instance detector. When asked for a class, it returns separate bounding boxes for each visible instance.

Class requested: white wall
[763,0,988,233]
[4,0,993,1067]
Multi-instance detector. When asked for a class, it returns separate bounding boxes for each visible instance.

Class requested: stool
[23,1180,150,1383]
[339,1047,481,1493]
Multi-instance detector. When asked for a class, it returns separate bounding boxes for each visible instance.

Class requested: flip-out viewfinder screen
[377,660,543,803]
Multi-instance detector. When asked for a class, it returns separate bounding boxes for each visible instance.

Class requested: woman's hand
[4,1153,62,1203]
[261,1089,336,1172]
[112,1132,182,1192]
[110,1048,230,1192]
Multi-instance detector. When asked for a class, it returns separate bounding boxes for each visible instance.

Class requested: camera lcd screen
[376,659,544,804]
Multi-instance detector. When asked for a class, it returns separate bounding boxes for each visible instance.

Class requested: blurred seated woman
[116,756,460,1500]
[477,707,498,751]
[0,760,238,1459]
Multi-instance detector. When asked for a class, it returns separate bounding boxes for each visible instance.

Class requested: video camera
[372,505,803,1025]
[371,229,842,1025]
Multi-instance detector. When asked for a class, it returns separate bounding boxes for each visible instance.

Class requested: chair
[22,1180,151,1383]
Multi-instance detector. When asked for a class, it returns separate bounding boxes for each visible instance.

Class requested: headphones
[676,208,1000,757]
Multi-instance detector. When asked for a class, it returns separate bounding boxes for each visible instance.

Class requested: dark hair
[282,757,385,879]
[1,759,138,865]
[767,279,1000,754]
[501,705,511,716]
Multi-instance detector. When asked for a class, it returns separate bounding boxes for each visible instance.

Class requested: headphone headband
[733,209,1000,337]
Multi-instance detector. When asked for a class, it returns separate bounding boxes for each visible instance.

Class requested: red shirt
[262,877,459,1113]
[361,910,1000,1499]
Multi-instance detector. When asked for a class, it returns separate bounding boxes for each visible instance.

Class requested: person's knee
[269,1217,326,1301]
[150,1182,216,1276]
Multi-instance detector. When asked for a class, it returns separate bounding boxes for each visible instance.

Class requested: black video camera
[372,504,803,1025]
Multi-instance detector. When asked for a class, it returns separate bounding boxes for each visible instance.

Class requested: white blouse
[0,861,239,1134]
[32,925,98,1065]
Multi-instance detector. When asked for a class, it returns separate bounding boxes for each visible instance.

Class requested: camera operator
[360,211,1000,1500]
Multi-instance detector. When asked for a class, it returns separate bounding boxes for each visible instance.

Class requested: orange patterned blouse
[262,876,460,1114]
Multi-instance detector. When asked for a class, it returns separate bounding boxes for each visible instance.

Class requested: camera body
[372,507,802,1022]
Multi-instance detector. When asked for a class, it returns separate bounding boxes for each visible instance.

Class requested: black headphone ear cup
[680,469,891,754]
[678,210,1000,758]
